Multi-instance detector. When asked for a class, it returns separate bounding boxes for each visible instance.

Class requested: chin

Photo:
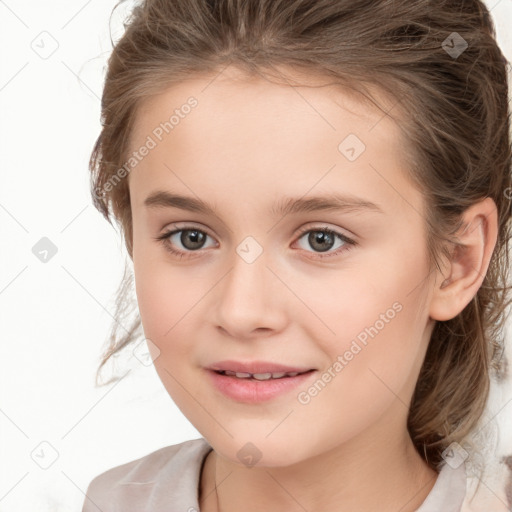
[211,436,311,469]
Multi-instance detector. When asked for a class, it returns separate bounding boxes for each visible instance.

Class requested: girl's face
[128,66,440,466]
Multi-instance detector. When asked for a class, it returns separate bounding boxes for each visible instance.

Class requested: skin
[126,65,498,512]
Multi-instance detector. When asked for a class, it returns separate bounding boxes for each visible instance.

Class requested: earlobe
[428,197,498,322]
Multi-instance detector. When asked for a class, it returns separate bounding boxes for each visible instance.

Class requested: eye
[154,226,216,258]
[154,224,357,260]
[293,225,357,259]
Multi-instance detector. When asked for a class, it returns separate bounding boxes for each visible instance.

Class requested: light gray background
[1,1,511,510]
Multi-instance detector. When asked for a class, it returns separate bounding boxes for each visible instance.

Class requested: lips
[216,369,311,380]
[206,366,317,403]
[207,359,315,375]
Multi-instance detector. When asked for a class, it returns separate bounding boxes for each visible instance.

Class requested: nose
[213,243,288,339]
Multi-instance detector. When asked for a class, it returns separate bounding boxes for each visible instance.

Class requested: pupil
[309,231,334,252]
[182,230,205,250]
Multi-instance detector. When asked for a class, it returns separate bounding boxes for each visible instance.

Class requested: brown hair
[89,0,512,474]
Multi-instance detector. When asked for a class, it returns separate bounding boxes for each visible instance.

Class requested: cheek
[304,247,430,404]
[294,296,427,454]
[133,260,200,408]
[132,246,193,357]
[293,257,427,356]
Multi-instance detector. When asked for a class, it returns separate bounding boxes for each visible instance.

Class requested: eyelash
[154,225,357,260]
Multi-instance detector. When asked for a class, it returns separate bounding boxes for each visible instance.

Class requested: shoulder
[82,437,213,512]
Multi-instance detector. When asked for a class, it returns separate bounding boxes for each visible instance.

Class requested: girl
[83,0,511,510]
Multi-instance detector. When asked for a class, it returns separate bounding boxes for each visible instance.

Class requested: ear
[429,197,498,322]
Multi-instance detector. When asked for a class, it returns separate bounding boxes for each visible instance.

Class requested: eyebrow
[144,190,384,217]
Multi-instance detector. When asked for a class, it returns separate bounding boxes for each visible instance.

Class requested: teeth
[221,370,304,379]
[252,373,273,380]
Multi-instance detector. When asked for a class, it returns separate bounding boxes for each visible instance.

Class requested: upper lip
[207,360,315,374]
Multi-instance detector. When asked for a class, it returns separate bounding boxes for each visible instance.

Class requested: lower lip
[205,369,316,403]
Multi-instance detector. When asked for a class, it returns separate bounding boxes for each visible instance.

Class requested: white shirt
[81,437,467,511]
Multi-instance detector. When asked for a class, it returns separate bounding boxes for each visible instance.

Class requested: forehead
[127,65,422,218]
[130,65,404,148]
